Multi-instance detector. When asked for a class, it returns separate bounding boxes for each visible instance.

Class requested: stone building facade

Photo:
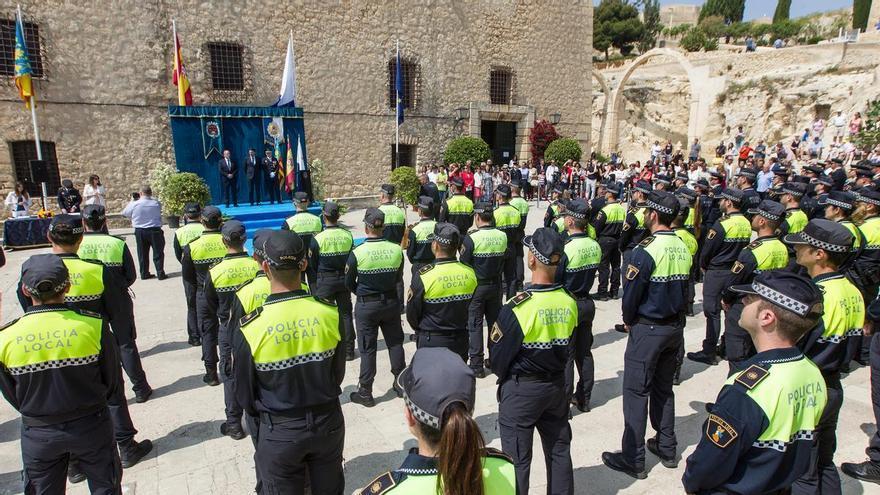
[659,4,700,29]
[0,0,592,213]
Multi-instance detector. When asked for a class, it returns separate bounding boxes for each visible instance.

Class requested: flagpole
[395,39,399,169]
[19,5,46,207]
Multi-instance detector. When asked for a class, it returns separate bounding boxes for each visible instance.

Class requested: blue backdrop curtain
[168,105,309,205]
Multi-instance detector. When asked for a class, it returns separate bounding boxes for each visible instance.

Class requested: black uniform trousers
[415,331,468,361]
[868,334,880,464]
[622,322,681,469]
[197,286,220,373]
[468,282,503,369]
[248,178,261,205]
[514,245,526,293]
[255,403,345,495]
[21,409,121,495]
[133,227,165,278]
[355,297,406,390]
[701,269,728,356]
[565,297,597,406]
[112,296,149,395]
[791,373,843,495]
[265,178,280,204]
[499,377,574,495]
[597,236,621,297]
[221,179,238,207]
[219,318,242,425]
[315,273,355,352]
[182,276,199,341]
[503,253,519,300]
[722,302,754,376]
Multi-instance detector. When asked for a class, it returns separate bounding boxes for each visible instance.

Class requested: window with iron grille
[207,41,244,91]
[9,140,59,196]
[0,19,44,78]
[388,58,417,110]
[489,67,513,105]
[391,144,416,170]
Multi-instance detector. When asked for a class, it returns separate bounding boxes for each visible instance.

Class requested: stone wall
[0,0,591,215]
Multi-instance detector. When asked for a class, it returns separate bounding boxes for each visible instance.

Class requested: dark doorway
[391,144,416,169]
[481,120,517,165]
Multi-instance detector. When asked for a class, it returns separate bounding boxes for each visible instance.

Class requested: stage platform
[216,202,364,252]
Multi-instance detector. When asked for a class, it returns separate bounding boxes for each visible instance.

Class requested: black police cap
[522,227,564,265]
[655,174,672,185]
[201,205,222,222]
[495,184,512,198]
[221,219,246,243]
[783,218,853,253]
[709,171,724,180]
[184,202,201,216]
[730,271,823,319]
[433,222,460,248]
[21,254,69,297]
[781,182,807,197]
[675,187,697,202]
[381,184,396,196]
[49,214,84,235]
[323,201,340,217]
[252,228,274,259]
[83,204,106,222]
[857,189,880,207]
[417,195,434,211]
[675,172,689,181]
[747,200,785,221]
[856,168,873,178]
[695,178,710,190]
[804,165,825,175]
[263,230,305,269]
[818,190,856,210]
[792,175,812,185]
[396,348,475,429]
[736,168,758,180]
[641,190,680,217]
[566,198,590,220]
[814,175,834,187]
[634,180,652,194]
[473,200,494,214]
[603,181,621,196]
[552,183,566,194]
[293,191,309,203]
[720,188,745,205]
[364,207,385,228]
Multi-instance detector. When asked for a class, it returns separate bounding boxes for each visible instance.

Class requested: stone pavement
[0,203,876,495]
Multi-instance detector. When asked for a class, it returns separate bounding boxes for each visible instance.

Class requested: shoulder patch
[638,236,654,247]
[419,264,434,275]
[76,309,103,320]
[510,291,532,306]
[622,222,631,231]
[484,447,513,463]
[735,364,770,390]
[239,307,263,327]
[490,322,504,343]
[625,264,640,281]
[81,258,103,266]
[359,471,396,495]
[747,240,762,250]
[707,229,717,240]
[731,261,745,274]
[0,317,21,332]
[314,296,337,307]
[706,414,739,448]
[234,277,255,292]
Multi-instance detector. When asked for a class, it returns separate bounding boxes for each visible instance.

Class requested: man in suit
[262,149,279,204]
[218,149,238,208]
[244,148,260,206]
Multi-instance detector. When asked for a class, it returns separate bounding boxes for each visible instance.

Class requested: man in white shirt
[545,161,558,187]
[122,185,166,280]
[831,110,847,145]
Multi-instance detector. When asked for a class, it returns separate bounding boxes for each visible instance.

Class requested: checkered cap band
[721,191,743,204]
[50,224,83,234]
[797,231,850,253]
[751,209,781,221]
[434,235,454,246]
[567,210,587,220]
[403,391,441,430]
[781,185,805,197]
[22,281,68,298]
[857,193,880,206]
[752,281,810,317]
[527,243,552,265]
[635,184,652,194]
[645,199,674,215]
[824,198,853,210]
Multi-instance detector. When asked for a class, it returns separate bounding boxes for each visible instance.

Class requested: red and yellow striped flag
[172,22,192,106]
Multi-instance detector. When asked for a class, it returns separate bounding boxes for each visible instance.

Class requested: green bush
[149,162,176,206]
[544,138,583,163]
[704,36,719,51]
[390,166,420,206]
[160,172,211,216]
[680,28,708,52]
[443,136,490,166]
[854,99,880,150]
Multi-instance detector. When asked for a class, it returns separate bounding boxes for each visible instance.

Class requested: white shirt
[122,196,163,228]
[427,171,438,184]
[83,184,106,206]
[832,114,846,127]
[5,192,31,218]
[545,165,558,182]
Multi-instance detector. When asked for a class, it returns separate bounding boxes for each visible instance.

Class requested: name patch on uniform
[239,307,263,327]
[731,261,745,274]
[638,237,654,247]
[419,264,434,275]
[735,364,769,390]
[360,471,396,495]
[707,230,717,240]
[490,323,504,343]
[625,264,639,281]
[510,291,531,306]
[706,414,738,448]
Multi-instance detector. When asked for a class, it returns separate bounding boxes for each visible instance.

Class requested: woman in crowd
[5,181,31,218]
[461,164,474,200]
[83,174,106,206]
[849,112,863,137]
[528,161,539,200]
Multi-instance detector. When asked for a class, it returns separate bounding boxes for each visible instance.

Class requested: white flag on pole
[274,31,297,107]
[296,133,306,171]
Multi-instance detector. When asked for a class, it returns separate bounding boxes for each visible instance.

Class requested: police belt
[478,276,502,285]
[510,373,563,383]
[571,292,592,300]
[22,402,106,427]
[634,315,682,326]
[316,271,344,279]
[260,400,339,423]
[414,328,467,337]
[357,291,398,303]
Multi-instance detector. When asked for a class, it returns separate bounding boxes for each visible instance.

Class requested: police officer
[734,167,762,216]
[593,180,626,300]
[232,229,346,494]
[785,219,863,493]
[378,184,407,312]
[688,188,752,366]
[204,220,260,441]
[602,190,691,479]
[19,216,152,476]
[490,227,577,495]
[675,187,700,315]
[281,191,323,257]
[672,198,697,383]
[346,208,406,407]
[720,200,789,375]
[543,184,567,228]
[77,205,152,402]
[404,196,437,276]
[682,271,828,494]
[438,176,474,235]
[261,149,280,204]
[309,201,356,360]
[676,187,699,234]
[461,201,507,377]
[779,182,809,238]
[557,198,602,413]
[510,183,530,293]
[180,206,227,386]
[173,203,205,346]
[494,184,523,300]
[654,174,672,191]
[619,180,651,271]
[849,189,880,367]
[3,255,123,493]
[407,223,477,360]
[357,348,516,495]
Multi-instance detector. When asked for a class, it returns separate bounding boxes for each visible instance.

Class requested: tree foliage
[639,0,662,53]
[853,0,871,31]
[443,136,490,166]
[772,0,791,24]
[594,0,645,59]
[699,0,745,24]
[390,166,420,206]
[529,120,560,160]
[680,27,709,52]
[854,99,880,150]
[160,173,211,216]
[544,138,583,164]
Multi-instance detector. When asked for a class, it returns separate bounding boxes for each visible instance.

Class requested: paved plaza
[0,203,875,494]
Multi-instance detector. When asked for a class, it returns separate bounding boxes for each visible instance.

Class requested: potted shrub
[390,166,420,207]
[157,172,211,228]
[443,136,491,165]
[544,137,583,163]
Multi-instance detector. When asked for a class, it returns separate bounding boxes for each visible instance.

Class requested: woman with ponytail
[357,348,516,495]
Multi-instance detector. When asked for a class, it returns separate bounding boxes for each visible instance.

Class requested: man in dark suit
[262,149,280,204]
[218,149,238,208]
[418,173,440,219]
[244,148,260,206]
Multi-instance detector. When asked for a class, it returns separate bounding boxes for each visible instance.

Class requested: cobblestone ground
[0,204,875,494]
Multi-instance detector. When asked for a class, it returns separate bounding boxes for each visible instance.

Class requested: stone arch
[605,48,703,155]
[592,70,610,153]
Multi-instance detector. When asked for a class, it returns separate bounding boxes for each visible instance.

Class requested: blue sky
[594,1,853,21]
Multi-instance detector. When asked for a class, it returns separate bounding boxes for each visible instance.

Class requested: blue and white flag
[273,31,297,107]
